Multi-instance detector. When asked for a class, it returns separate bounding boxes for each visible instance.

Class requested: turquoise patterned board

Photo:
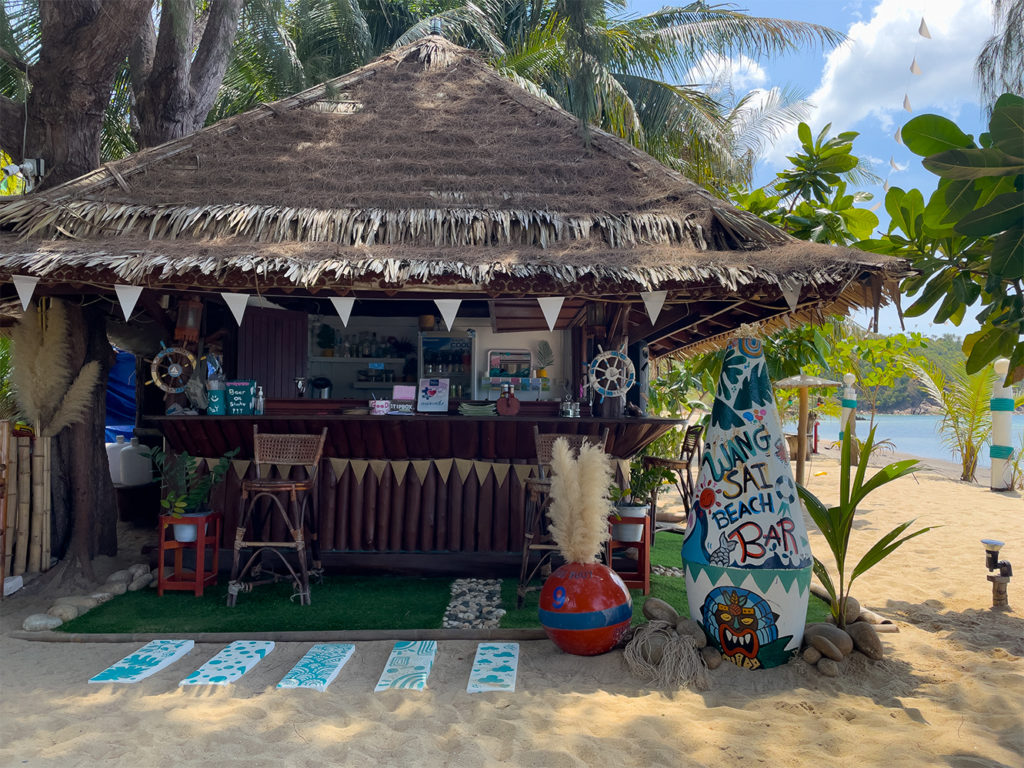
[88,639,194,684]
[277,643,355,692]
[374,641,437,691]
[179,640,274,686]
[467,643,519,694]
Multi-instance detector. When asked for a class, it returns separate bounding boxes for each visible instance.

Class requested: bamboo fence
[1,423,52,586]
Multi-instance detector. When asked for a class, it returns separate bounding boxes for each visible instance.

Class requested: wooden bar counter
[148,400,679,572]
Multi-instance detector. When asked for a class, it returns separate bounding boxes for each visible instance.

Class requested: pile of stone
[441,578,506,629]
[22,564,157,631]
[801,597,886,677]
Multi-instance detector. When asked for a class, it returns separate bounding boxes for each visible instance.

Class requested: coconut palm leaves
[975,0,1024,109]
[797,426,930,629]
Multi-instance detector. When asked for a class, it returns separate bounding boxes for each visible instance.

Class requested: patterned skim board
[277,643,355,692]
[179,640,274,686]
[374,641,437,691]
[682,337,812,670]
[467,643,519,693]
[89,639,194,684]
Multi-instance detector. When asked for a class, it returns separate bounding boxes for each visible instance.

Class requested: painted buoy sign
[538,562,632,656]
[682,338,812,669]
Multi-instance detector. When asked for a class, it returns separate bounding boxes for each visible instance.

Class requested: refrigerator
[418,331,475,400]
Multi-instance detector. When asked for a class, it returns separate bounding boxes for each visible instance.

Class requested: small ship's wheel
[588,346,635,401]
[150,345,197,393]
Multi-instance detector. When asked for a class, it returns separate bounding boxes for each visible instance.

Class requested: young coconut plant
[797,425,933,629]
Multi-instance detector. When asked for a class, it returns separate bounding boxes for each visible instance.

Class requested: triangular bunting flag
[114,285,143,321]
[871,201,883,211]
[411,460,432,485]
[454,458,474,483]
[231,459,251,481]
[640,291,667,325]
[434,458,453,484]
[884,180,890,192]
[890,156,899,170]
[474,461,491,485]
[260,463,275,479]
[222,293,250,326]
[391,460,410,485]
[434,299,461,331]
[330,296,355,327]
[910,57,922,75]
[780,283,801,312]
[537,297,564,331]
[12,275,39,311]
[349,459,369,484]
[918,18,931,38]
[513,464,534,485]
[369,460,389,482]
[903,93,912,112]
[492,462,511,487]
[895,126,902,144]
[329,458,349,478]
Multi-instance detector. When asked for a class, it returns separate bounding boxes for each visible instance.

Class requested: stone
[809,634,844,662]
[53,595,99,610]
[106,569,132,585]
[700,645,723,670]
[842,596,862,625]
[102,581,128,596]
[128,572,153,591]
[804,623,854,657]
[817,658,840,677]
[23,613,63,631]
[47,603,80,621]
[675,618,708,649]
[640,631,670,665]
[802,646,822,664]
[847,621,885,660]
[89,591,114,604]
[642,597,679,624]
[128,563,149,579]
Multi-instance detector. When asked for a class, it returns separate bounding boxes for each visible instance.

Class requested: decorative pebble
[847,621,885,660]
[441,578,505,629]
[106,570,132,585]
[103,581,128,596]
[817,657,840,677]
[804,623,854,657]
[675,618,708,648]
[700,645,723,670]
[842,596,862,625]
[651,564,685,578]
[128,572,154,591]
[642,597,679,624]
[89,591,114,604]
[809,634,844,662]
[53,595,99,610]
[802,646,822,664]
[128,563,149,579]
[47,603,80,621]
[23,613,63,631]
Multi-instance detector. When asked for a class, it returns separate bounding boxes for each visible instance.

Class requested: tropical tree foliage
[975,0,1024,108]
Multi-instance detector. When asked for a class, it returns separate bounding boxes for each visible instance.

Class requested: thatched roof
[0,36,907,355]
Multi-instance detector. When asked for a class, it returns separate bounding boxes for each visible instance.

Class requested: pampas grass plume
[546,437,613,563]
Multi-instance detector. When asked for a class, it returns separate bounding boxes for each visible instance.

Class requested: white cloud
[762,0,993,170]
[686,53,768,92]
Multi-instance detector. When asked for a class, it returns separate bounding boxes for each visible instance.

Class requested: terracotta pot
[538,561,632,655]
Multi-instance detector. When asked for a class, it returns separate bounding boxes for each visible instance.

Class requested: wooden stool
[157,511,222,597]
[227,427,327,607]
[605,513,651,595]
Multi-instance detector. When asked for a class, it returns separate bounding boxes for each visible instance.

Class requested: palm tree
[975,0,1024,108]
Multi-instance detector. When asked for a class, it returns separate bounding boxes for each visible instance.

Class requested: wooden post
[0,421,9,592]
[15,437,30,575]
[796,387,809,487]
[29,435,46,573]
[41,436,52,570]
[4,429,17,577]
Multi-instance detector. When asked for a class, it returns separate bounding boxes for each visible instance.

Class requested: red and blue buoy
[538,562,632,656]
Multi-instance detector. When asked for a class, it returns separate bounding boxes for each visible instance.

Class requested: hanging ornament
[330,296,355,327]
[903,93,913,112]
[150,342,197,393]
[918,18,931,38]
[588,343,635,403]
[222,293,250,326]
[640,290,667,325]
[910,57,922,75]
[174,297,203,343]
[537,296,565,331]
[434,298,462,331]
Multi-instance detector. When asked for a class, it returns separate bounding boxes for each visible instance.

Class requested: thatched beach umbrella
[774,374,840,485]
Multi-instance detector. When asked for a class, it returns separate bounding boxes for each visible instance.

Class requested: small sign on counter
[225,380,256,415]
[417,378,450,412]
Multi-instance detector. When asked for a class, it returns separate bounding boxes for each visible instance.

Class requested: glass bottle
[254,386,265,415]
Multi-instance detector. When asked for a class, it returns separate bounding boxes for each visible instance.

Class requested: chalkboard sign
[225,380,255,415]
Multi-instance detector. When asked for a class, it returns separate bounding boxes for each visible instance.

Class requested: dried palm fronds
[547,438,613,564]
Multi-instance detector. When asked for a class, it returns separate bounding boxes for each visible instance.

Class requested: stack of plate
[458,401,497,416]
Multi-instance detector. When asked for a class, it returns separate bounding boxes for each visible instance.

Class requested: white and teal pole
[990,358,1014,492]
[839,373,857,444]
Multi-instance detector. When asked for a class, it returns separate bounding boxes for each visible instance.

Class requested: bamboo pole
[41,436,52,571]
[28,436,44,573]
[15,436,31,575]
[4,429,17,576]
[0,421,10,589]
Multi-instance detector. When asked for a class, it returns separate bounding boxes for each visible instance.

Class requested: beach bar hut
[0,37,908,575]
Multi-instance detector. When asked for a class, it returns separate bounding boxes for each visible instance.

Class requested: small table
[157,511,222,597]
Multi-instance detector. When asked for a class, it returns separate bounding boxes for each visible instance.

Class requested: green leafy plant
[536,340,554,369]
[316,323,336,351]
[610,458,676,510]
[797,426,933,628]
[150,447,239,517]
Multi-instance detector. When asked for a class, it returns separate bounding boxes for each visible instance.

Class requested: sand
[1,456,1022,768]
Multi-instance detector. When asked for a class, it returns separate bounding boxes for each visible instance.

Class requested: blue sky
[624,0,997,337]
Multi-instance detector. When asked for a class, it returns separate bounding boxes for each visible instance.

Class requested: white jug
[105,435,127,484]
[119,437,153,487]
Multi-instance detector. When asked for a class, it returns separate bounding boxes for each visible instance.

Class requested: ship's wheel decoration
[588,344,635,402]
[150,342,197,394]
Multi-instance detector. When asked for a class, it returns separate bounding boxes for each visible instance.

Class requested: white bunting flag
[12,275,39,311]
[330,296,355,327]
[537,296,564,331]
[884,180,890,192]
[918,18,931,38]
[114,285,144,321]
[640,290,667,325]
[781,283,801,312]
[222,293,250,326]
[895,126,902,144]
[910,57,922,75]
[890,156,899,171]
[903,93,912,112]
[434,299,462,331]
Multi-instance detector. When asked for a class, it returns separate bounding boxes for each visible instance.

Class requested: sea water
[808,413,1024,469]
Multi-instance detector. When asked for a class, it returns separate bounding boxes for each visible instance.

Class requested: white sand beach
[1,457,1021,768]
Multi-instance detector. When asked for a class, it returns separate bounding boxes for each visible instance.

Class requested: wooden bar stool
[227,426,327,606]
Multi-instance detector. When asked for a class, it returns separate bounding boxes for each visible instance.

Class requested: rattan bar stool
[516,426,609,608]
[227,426,328,606]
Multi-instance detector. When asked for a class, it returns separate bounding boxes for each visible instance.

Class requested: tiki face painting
[701,587,785,670]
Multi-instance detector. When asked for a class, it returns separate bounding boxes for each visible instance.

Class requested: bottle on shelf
[254,386,265,415]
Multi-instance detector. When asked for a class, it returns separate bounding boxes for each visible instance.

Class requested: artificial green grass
[57,575,454,634]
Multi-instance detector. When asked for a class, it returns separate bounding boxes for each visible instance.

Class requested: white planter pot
[611,505,648,542]
[172,512,208,543]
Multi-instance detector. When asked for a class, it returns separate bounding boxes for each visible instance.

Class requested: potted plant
[609,459,675,542]
[151,446,239,541]
[316,323,336,357]
[536,340,554,378]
